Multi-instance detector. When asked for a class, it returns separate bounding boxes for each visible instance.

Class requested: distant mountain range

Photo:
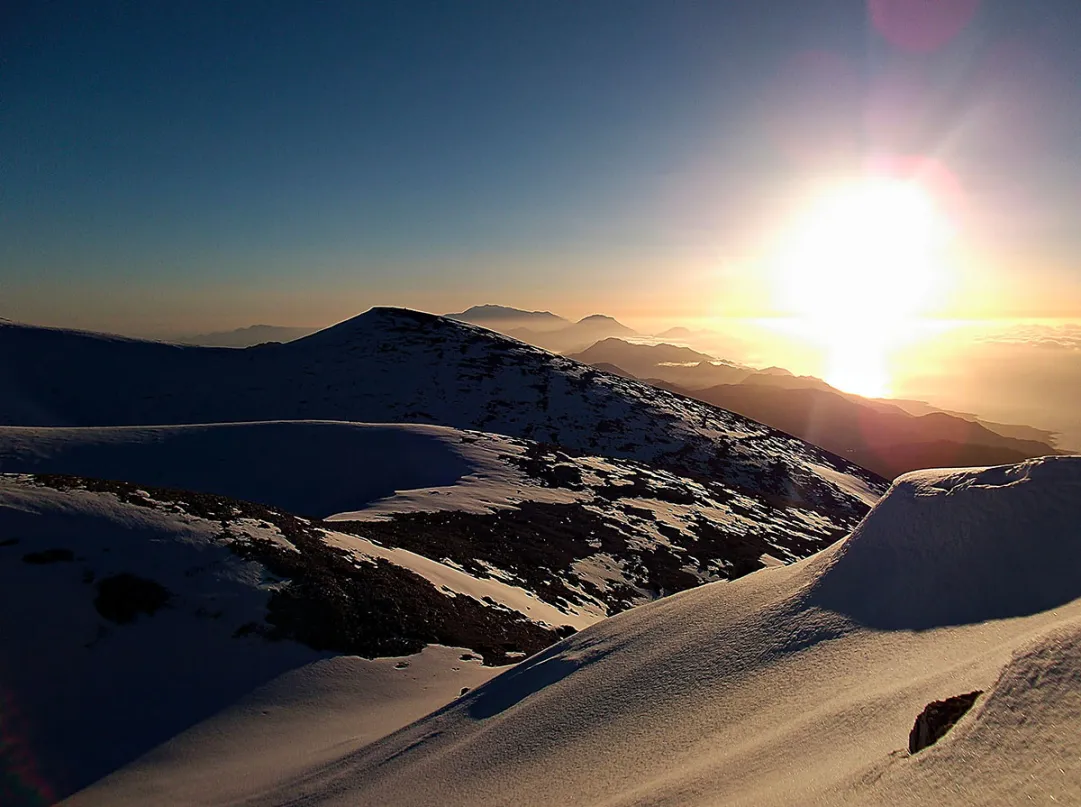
[445,304,569,332]
[175,324,319,347]
[571,337,1061,479]
[448,305,637,353]
[569,338,752,388]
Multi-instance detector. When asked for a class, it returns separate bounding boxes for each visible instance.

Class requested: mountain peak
[445,305,568,327]
[452,304,560,318]
[578,314,618,323]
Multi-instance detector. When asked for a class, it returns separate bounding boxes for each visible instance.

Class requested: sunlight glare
[772,178,952,396]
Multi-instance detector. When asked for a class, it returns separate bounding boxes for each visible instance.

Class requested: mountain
[568,338,752,387]
[672,381,1059,479]
[443,304,635,352]
[558,338,1056,479]
[69,457,1081,806]
[0,309,882,526]
[570,338,717,371]
[1,416,881,802]
[741,369,837,390]
[872,398,1060,444]
[507,314,639,353]
[445,305,569,333]
[445,306,638,353]
[576,313,633,332]
[0,310,894,804]
[655,325,695,340]
[175,324,318,347]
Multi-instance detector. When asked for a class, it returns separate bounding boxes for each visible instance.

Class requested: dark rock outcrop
[909,690,983,753]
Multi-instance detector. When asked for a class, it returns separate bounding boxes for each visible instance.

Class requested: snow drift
[809,458,1081,628]
[0,422,507,519]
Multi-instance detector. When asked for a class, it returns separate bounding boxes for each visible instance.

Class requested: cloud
[977,323,1081,351]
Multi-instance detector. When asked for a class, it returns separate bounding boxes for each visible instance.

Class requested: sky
[4,0,1081,334]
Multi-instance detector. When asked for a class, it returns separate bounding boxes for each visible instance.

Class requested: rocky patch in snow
[0,471,578,801]
[11,474,562,665]
[0,421,870,623]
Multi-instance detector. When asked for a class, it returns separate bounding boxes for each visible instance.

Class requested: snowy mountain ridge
[0,308,885,525]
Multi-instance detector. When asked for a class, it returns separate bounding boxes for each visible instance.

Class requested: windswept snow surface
[64,647,501,807]
[67,457,1080,807]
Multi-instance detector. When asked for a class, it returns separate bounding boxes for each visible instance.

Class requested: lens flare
[1,682,56,806]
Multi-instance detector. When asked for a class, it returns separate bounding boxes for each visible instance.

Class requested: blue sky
[4,1,1081,333]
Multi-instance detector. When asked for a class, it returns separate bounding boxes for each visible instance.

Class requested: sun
[775,178,948,324]
[771,178,952,396]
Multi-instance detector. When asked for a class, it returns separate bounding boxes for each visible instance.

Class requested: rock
[22,547,75,564]
[909,690,983,753]
[94,573,172,624]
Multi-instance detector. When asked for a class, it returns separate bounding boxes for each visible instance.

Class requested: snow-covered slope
[69,457,1080,806]
[0,473,565,802]
[0,309,885,529]
[0,422,529,520]
[0,422,876,620]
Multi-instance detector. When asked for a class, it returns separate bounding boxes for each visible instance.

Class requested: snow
[0,422,869,622]
[0,422,501,519]
[64,646,504,807]
[0,479,324,801]
[806,460,882,507]
[23,311,1075,807]
[64,457,1081,806]
[0,473,568,803]
[809,457,1081,628]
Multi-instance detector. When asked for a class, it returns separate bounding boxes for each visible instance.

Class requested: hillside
[0,472,551,801]
[69,457,1081,806]
[0,411,870,803]
[0,309,884,527]
[0,422,878,618]
[676,382,1058,479]
[568,338,752,387]
[560,337,1056,479]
